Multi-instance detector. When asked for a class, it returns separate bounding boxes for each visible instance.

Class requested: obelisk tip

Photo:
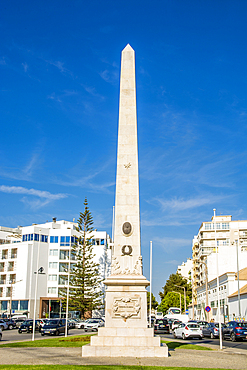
[122,44,134,52]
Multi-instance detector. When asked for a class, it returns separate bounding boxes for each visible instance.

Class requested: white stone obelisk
[82,44,168,357]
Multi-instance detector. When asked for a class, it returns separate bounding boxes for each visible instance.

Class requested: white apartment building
[177,258,193,282]
[191,214,247,320]
[0,220,111,319]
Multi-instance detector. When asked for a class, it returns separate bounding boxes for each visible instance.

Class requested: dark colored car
[40,319,67,336]
[202,322,225,338]
[222,321,247,341]
[154,318,170,334]
[2,319,17,330]
[18,320,40,333]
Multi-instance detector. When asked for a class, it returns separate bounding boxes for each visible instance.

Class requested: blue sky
[1,1,247,301]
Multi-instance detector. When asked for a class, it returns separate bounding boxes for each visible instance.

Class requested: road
[1,328,247,352]
[160,332,247,351]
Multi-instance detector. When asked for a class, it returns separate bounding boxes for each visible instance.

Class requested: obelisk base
[82,327,168,357]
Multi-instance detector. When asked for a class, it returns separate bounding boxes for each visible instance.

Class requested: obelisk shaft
[113,44,140,273]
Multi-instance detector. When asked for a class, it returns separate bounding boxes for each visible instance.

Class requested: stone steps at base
[82,344,168,357]
[91,335,160,347]
[97,327,154,337]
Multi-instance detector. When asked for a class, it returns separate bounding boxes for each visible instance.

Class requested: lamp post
[175,285,186,312]
[197,259,208,321]
[213,208,222,350]
[149,241,152,328]
[65,241,72,337]
[233,236,241,318]
[172,291,181,311]
[32,231,45,341]
[9,279,23,318]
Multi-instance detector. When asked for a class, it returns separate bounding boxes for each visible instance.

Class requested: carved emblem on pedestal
[111,256,142,275]
[122,222,132,236]
[112,296,141,319]
[121,245,132,256]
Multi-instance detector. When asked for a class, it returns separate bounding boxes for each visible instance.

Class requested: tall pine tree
[63,198,103,319]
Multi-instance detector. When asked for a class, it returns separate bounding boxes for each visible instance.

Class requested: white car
[84,319,104,332]
[174,322,202,340]
[75,320,86,329]
[171,320,182,331]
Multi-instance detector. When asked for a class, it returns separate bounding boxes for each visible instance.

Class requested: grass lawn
[0,367,234,370]
[0,334,211,351]
[0,334,212,351]
[0,334,91,347]
[161,340,212,351]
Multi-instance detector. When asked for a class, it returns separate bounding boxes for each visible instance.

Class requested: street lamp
[65,241,72,337]
[213,208,223,350]
[9,279,23,318]
[196,259,209,321]
[32,230,45,342]
[149,241,152,328]
[175,285,186,312]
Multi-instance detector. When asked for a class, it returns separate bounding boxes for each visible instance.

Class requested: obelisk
[82,45,168,357]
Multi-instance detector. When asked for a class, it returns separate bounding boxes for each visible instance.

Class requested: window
[6,287,11,297]
[8,261,14,271]
[1,301,7,310]
[205,223,211,230]
[222,223,229,230]
[28,234,33,241]
[34,234,39,241]
[11,300,18,310]
[59,250,69,260]
[0,287,3,297]
[10,274,16,284]
[50,236,58,243]
[58,275,68,285]
[58,288,66,297]
[59,263,68,272]
[71,236,75,244]
[48,287,57,294]
[101,239,105,245]
[20,300,28,311]
[0,262,4,272]
[11,248,17,258]
[0,275,6,284]
[49,249,58,256]
[2,249,8,259]
[48,274,57,281]
[216,223,221,229]
[49,262,58,269]
[60,236,70,246]
[41,235,48,243]
[223,239,230,246]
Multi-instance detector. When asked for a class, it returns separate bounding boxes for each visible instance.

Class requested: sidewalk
[0,345,246,369]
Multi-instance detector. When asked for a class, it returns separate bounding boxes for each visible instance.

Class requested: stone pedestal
[82,327,168,357]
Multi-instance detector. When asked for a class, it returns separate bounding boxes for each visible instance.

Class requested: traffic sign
[205,306,211,312]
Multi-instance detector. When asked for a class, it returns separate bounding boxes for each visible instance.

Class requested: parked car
[12,318,26,328]
[222,321,247,342]
[197,321,208,329]
[0,320,8,330]
[84,319,105,332]
[2,319,17,330]
[40,319,67,336]
[75,320,86,329]
[0,326,2,340]
[154,318,170,334]
[202,322,225,339]
[171,320,182,331]
[174,322,203,340]
[18,320,39,333]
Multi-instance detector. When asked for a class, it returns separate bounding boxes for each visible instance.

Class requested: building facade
[191,214,247,320]
[0,220,111,318]
[177,258,193,282]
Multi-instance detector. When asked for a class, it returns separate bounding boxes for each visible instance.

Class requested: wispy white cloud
[99,69,118,84]
[153,195,227,212]
[0,57,7,65]
[22,62,28,72]
[0,185,67,200]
